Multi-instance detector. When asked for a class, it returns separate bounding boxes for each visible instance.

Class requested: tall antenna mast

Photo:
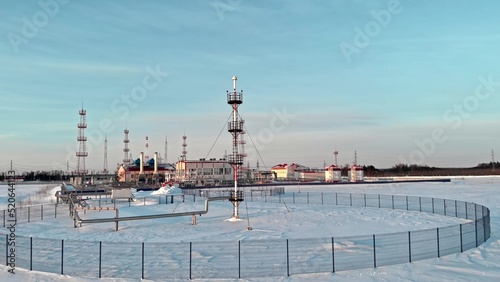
[103,134,108,173]
[333,149,338,166]
[227,75,244,219]
[354,150,358,166]
[182,134,187,161]
[76,104,88,182]
[145,136,150,161]
[123,128,130,165]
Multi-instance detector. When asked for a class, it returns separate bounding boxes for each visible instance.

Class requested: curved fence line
[1,192,491,279]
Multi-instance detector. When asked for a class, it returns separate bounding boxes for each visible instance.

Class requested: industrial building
[325,165,342,182]
[175,158,234,186]
[271,163,309,181]
[117,152,175,184]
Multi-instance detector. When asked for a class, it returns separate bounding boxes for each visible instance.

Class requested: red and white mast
[227,76,244,219]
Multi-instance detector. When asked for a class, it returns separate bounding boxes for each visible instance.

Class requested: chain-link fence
[1,191,491,279]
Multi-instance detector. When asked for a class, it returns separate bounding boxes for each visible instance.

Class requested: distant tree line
[475,162,500,169]
[0,170,71,182]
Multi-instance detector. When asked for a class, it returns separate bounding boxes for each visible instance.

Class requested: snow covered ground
[1,177,499,281]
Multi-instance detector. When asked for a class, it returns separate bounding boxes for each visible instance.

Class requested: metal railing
[1,192,491,279]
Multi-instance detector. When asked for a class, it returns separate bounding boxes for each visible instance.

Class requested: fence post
[437,228,440,258]
[3,210,5,228]
[293,192,295,204]
[286,239,290,277]
[331,237,335,273]
[419,197,422,212]
[408,231,412,263]
[189,242,192,280]
[321,193,323,205]
[406,196,409,210]
[5,234,7,266]
[484,206,488,243]
[28,206,30,223]
[378,194,380,208]
[455,201,458,217]
[238,241,241,279]
[432,198,435,214]
[391,195,394,209]
[373,234,376,268]
[364,194,366,207]
[142,242,145,279]
[61,239,64,275]
[460,224,463,252]
[336,193,338,206]
[55,203,57,218]
[30,237,33,271]
[465,203,468,219]
[349,193,352,206]
[307,192,309,204]
[475,220,478,247]
[41,205,43,221]
[99,241,102,278]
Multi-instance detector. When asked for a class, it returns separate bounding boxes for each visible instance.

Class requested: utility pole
[492,149,495,173]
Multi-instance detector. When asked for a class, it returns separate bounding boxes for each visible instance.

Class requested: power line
[205,112,233,159]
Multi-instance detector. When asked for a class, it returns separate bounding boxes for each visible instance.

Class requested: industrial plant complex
[71,76,365,189]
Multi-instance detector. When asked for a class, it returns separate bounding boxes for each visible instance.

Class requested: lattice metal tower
[123,128,130,165]
[76,105,88,177]
[181,134,187,161]
[227,75,244,219]
[145,136,150,161]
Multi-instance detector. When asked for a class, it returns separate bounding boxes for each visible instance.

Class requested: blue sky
[1,0,500,172]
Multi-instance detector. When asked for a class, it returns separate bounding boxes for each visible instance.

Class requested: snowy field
[0,177,499,281]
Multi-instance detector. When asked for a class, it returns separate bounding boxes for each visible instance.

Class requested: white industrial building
[325,165,342,182]
[348,165,365,182]
[175,158,234,186]
[270,163,325,181]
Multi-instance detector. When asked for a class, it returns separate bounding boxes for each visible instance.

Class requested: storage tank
[348,165,364,182]
[325,165,342,182]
